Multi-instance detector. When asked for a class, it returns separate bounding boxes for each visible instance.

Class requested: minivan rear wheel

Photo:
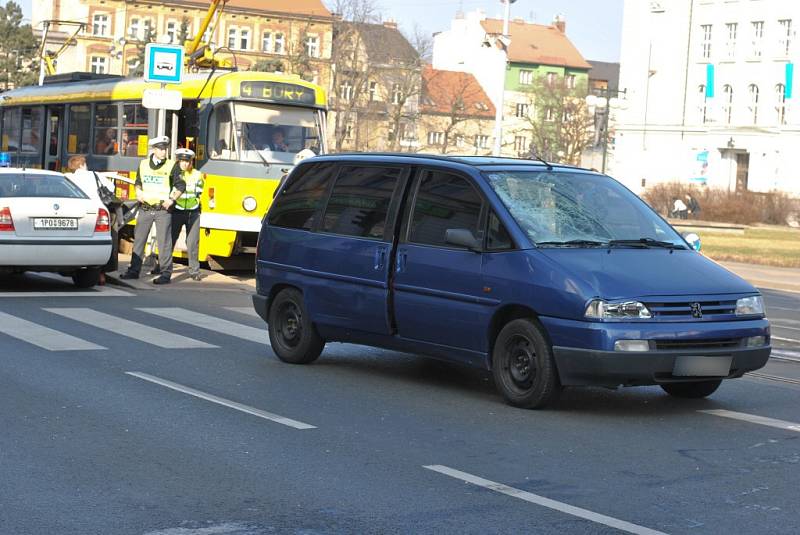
[492,319,560,409]
[268,288,324,364]
[660,380,722,398]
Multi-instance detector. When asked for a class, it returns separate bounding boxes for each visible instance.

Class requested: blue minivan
[252,154,770,408]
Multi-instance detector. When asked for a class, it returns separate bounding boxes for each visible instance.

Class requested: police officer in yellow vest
[171,148,204,281]
[119,135,185,284]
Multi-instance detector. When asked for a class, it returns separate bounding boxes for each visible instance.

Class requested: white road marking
[44,308,216,349]
[0,286,133,298]
[138,307,268,345]
[700,409,800,433]
[772,324,800,333]
[772,349,800,359]
[0,311,105,351]
[423,465,667,535]
[771,317,800,326]
[772,335,800,344]
[126,372,315,430]
[768,306,797,312]
[224,306,260,318]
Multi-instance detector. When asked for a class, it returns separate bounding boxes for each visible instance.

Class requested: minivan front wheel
[492,319,560,409]
[660,380,722,398]
[268,288,324,364]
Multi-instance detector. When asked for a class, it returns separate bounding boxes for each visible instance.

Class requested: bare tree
[514,75,594,165]
[377,26,428,152]
[420,68,494,155]
[329,0,380,151]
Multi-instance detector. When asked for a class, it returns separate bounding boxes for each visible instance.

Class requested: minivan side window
[321,166,401,240]
[487,211,513,251]
[268,163,336,230]
[409,170,483,247]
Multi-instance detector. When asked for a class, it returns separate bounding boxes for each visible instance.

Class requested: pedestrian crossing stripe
[44,308,218,349]
[138,307,269,345]
[0,310,106,351]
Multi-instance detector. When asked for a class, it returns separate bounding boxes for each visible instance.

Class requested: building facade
[329,20,421,152]
[416,66,495,155]
[432,10,591,157]
[615,0,799,195]
[33,0,334,88]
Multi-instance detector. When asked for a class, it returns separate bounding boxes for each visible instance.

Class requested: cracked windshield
[486,171,685,247]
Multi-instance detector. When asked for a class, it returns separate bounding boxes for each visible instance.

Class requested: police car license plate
[673,356,732,376]
[33,217,78,230]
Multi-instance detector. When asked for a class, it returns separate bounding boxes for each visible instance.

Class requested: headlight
[585,299,652,319]
[736,296,764,316]
[242,196,257,212]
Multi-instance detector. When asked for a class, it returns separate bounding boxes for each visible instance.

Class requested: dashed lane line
[423,465,668,535]
[772,336,800,344]
[44,308,217,349]
[126,372,315,430]
[0,311,105,351]
[138,307,269,345]
[699,409,800,433]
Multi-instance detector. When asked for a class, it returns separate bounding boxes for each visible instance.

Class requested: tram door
[44,106,64,171]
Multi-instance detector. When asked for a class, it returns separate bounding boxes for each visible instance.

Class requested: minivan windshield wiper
[536,239,608,248]
[608,238,686,249]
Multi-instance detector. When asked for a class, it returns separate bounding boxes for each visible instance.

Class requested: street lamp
[492,0,516,157]
[585,88,626,173]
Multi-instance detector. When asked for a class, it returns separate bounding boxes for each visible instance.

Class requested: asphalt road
[0,273,798,535]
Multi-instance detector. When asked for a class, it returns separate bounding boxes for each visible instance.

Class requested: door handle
[396,252,407,273]
[374,248,386,270]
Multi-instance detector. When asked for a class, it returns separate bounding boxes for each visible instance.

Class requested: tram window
[208,103,237,160]
[1,107,21,152]
[93,103,119,155]
[20,107,44,154]
[67,105,91,154]
[122,103,148,157]
[232,102,321,164]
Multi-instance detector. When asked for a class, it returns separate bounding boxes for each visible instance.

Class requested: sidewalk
[718,261,800,294]
[105,254,255,292]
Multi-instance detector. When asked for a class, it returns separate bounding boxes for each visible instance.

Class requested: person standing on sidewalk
[171,148,204,281]
[119,136,185,284]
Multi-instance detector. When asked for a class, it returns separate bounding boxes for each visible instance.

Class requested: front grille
[654,338,741,351]
[645,300,737,320]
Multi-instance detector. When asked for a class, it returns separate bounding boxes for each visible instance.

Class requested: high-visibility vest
[137,158,174,205]
[176,168,204,210]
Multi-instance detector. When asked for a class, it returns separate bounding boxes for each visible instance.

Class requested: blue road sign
[144,43,184,84]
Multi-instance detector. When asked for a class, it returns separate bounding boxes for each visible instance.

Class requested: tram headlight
[242,196,257,212]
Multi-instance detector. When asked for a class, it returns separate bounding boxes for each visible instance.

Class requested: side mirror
[445,228,481,252]
[681,231,701,251]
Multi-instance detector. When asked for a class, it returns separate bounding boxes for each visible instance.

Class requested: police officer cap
[148,135,170,148]
[175,148,196,161]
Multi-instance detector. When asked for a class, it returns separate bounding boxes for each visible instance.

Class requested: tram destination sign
[240,81,316,104]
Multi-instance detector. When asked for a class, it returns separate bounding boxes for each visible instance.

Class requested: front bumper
[553,345,771,387]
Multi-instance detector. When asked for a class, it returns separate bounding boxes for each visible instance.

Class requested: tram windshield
[208,102,322,165]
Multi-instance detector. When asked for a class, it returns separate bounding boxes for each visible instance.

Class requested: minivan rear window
[268,163,336,230]
[321,166,401,239]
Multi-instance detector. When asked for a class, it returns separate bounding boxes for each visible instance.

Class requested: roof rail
[42,72,124,85]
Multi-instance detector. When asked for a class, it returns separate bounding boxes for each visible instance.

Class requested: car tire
[268,288,324,364]
[72,267,101,288]
[660,380,722,399]
[492,318,560,409]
